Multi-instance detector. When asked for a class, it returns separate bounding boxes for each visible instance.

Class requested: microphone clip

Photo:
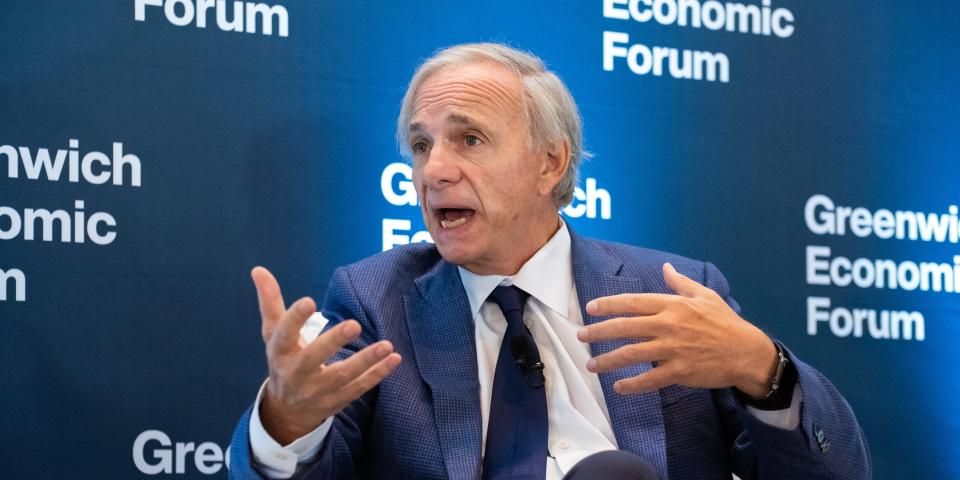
[513,354,546,388]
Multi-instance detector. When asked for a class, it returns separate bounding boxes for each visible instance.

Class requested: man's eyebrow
[448,113,492,132]
[447,113,473,126]
[407,114,485,135]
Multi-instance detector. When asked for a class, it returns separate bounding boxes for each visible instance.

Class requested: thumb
[663,262,703,298]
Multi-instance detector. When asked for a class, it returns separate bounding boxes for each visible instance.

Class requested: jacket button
[812,423,830,453]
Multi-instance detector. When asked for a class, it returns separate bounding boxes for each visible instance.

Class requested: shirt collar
[458,220,573,320]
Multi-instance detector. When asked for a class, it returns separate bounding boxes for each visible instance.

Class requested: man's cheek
[412,181,424,205]
[420,208,437,234]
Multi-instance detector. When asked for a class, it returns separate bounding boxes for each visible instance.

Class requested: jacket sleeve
[229,266,380,480]
[702,261,872,480]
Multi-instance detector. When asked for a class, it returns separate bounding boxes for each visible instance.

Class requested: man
[229,43,870,479]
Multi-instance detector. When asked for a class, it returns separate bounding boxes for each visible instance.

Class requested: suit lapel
[570,231,669,480]
[405,260,483,480]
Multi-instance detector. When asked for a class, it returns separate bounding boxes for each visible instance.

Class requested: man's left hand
[578,263,777,398]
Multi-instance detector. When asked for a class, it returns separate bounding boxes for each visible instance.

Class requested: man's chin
[433,241,476,268]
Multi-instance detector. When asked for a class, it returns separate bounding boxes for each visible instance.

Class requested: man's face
[407,62,560,275]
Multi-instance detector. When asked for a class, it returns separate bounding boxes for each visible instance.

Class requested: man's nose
[419,142,462,188]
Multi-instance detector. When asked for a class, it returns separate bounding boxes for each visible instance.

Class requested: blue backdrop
[1,1,957,478]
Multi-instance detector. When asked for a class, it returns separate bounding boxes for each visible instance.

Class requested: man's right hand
[251,266,402,445]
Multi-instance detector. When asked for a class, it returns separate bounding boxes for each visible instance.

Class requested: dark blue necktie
[482,285,548,480]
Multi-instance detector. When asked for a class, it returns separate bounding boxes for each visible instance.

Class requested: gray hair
[396,43,588,207]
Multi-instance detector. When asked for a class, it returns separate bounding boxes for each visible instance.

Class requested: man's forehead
[409,62,524,128]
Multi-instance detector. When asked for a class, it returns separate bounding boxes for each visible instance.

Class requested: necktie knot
[489,285,530,319]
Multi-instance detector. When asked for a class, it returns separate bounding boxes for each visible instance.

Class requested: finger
[586,341,672,373]
[314,340,394,388]
[586,293,674,316]
[326,353,402,409]
[663,262,705,298]
[252,266,287,342]
[614,363,677,394]
[297,320,363,367]
[301,330,393,378]
[269,296,317,355]
[577,315,668,343]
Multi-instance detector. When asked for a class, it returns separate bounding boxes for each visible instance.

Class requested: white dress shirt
[249,221,801,478]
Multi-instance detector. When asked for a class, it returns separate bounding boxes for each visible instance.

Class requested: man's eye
[464,135,482,146]
[412,142,428,154]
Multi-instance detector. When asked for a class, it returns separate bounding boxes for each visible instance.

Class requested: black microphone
[509,334,544,387]
[563,450,661,480]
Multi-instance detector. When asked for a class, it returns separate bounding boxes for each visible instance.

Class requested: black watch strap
[733,341,799,411]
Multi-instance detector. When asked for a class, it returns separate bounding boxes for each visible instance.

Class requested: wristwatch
[734,340,798,411]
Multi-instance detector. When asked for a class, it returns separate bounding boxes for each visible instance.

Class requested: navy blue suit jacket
[230,230,871,479]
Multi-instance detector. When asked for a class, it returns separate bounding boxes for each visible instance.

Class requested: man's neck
[457,219,572,319]
[462,215,562,276]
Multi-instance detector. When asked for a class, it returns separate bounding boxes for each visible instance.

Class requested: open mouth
[437,208,475,229]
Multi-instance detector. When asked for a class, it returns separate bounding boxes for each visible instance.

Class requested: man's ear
[539,139,571,197]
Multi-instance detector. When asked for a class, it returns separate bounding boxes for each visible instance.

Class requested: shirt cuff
[248,379,334,479]
[745,382,803,430]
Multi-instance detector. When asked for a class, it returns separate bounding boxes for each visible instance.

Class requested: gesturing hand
[251,266,402,445]
[577,263,777,398]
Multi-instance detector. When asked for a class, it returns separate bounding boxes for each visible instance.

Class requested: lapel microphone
[510,335,545,388]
